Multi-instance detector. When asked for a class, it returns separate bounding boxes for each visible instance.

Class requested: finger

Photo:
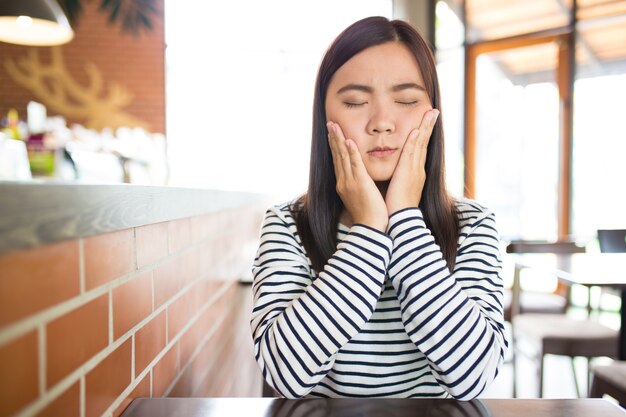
[397,128,420,166]
[327,122,343,179]
[330,122,354,178]
[412,109,439,165]
[327,122,352,180]
[345,139,366,181]
[417,109,439,151]
[418,108,439,129]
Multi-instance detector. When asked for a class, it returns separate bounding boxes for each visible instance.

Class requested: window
[572,12,626,239]
[437,0,626,240]
[435,0,465,198]
[466,0,571,42]
[165,0,392,199]
[473,43,560,241]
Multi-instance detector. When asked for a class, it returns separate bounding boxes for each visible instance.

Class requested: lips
[367,147,397,158]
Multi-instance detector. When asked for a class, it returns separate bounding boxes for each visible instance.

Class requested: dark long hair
[292,16,459,273]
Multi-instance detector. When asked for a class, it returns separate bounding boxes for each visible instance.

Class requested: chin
[365,157,400,182]
[367,169,394,182]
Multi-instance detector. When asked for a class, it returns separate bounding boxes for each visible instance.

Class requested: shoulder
[261,199,303,241]
[264,199,300,225]
[454,197,497,230]
[453,198,502,260]
[265,200,295,220]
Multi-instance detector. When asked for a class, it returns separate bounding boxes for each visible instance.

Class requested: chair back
[506,240,585,254]
[597,229,626,253]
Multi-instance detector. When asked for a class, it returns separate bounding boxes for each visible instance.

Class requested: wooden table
[511,253,626,359]
[120,397,625,417]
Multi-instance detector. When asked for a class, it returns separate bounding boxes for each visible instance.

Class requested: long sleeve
[250,206,393,398]
[386,205,507,399]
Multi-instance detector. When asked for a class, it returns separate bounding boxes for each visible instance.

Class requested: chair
[509,240,619,398]
[504,241,584,322]
[590,361,626,406]
[597,229,626,253]
[513,313,618,397]
[592,229,626,315]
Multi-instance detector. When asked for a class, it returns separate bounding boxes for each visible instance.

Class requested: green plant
[59,0,159,35]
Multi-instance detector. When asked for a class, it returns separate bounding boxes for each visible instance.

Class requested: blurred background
[1,0,626,412]
[2,0,624,243]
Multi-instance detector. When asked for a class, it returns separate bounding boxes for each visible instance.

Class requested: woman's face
[325,41,433,182]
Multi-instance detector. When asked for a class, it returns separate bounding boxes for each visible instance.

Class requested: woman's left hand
[385,109,439,216]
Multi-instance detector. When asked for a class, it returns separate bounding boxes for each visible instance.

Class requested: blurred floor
[228,283,263,397]
[480,322,617,401]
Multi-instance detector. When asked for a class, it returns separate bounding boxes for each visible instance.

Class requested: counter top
[120,397,626,417]
[0,181,267,253]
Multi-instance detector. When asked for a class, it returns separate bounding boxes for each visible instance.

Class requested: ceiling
[457,0,626,83]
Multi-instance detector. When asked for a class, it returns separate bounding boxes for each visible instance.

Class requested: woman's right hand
[327,121,388,232]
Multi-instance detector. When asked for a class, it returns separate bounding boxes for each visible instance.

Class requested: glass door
[465,36,569,242]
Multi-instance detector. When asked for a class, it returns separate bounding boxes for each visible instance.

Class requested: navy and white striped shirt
[250,198,507,399]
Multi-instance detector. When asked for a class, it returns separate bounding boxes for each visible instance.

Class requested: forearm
[386,208,507,399]
[251,224,392,397]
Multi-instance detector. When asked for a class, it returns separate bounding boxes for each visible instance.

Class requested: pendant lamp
[0,0,74,46]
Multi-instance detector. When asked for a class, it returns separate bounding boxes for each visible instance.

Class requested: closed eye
[396,101,418,106]
[343,102,367,108]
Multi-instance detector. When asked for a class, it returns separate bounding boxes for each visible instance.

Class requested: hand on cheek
[385,109,440,216]
[327,121,389,232]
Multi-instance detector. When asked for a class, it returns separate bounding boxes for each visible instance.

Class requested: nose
[366,103,395,135]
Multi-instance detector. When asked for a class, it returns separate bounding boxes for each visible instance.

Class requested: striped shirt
[250,198,507,399]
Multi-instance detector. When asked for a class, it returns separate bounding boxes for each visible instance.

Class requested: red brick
[179,247,200,287]
[112,272,152,339]
[84,229,134,290]
[168,356,194,397]
[177,292,217,368]
[134,311,166,377]
[152,345,178,397]
[46,295,109,387]
[167,286,195,341]
[85,339,132,417]
[0,240,80,327]
[36,382,80,417]
[135,222,168,269]
[153,258,181,309]
[113,374,150,417]
[0,331,39,416]
[168,218,191,254]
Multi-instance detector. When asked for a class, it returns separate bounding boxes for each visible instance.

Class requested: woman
[250,16,507,399]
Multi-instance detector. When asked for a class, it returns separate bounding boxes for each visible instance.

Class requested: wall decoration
[4,46,149,130]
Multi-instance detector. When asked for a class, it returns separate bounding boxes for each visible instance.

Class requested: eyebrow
[336,82,426,94]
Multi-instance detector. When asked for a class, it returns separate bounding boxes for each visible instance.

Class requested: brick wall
[0,205,265,417]
[0,0,165,133]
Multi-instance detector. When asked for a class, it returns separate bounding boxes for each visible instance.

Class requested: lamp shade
[0,0,74,46]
